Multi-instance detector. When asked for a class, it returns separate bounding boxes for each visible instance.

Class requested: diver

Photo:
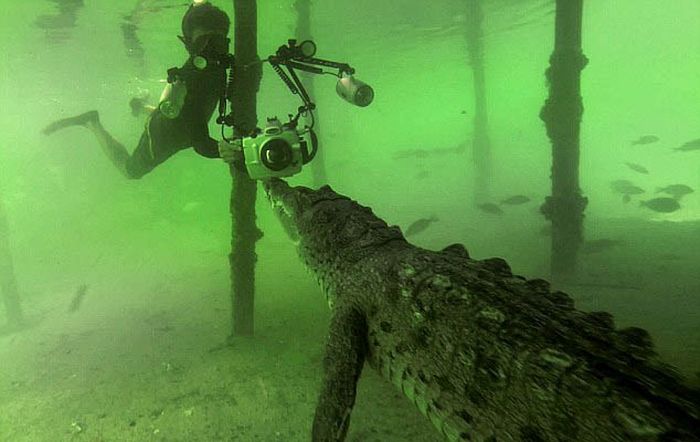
[42,2,231,179]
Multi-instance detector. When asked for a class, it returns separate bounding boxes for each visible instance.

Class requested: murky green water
[1,1,698,440]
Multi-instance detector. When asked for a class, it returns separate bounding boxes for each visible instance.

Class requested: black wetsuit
[126,58,225,179]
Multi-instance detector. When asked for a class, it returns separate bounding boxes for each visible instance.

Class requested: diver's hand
[218,139,243,164]
[129,89,151,117]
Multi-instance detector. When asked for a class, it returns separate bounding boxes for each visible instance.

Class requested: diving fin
[42,110,99,135]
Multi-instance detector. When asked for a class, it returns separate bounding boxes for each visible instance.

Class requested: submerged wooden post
[120,0,149,79]
[0,194,23,327]
[229,0,263,336]
[540,0,588,283]
[464,0,493,204]
[294,0,328,188]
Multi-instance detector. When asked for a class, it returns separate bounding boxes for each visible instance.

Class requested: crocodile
[262,178,700,442]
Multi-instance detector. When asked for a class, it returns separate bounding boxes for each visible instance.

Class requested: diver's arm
[188,117,221,158]
[193,137,221,158]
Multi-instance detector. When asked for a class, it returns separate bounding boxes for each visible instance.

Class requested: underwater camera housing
[211,39,371,180]
[231,116,317,180]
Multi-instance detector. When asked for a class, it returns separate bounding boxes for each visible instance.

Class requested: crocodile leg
[312,307,368,442]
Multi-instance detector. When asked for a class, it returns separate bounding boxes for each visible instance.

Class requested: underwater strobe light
[336,74,374,107]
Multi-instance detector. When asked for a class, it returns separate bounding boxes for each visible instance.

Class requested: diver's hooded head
[180,1,230,56]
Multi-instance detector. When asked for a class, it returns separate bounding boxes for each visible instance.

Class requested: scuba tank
[158,74,187,119]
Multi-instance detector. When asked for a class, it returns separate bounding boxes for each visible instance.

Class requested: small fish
[67,284,89,313]
[630,135,659,145]
[624,162,649,174]
[477,203,504,215]
[656,184,694,200]
[582,239,624,254]
[610,180,645,195]
[392,143,467,160]
[610,180,644,203]
[610,179,634,192]
[538,225,551,236]
[621,192,641,203]
[673,138,700,152]
[392,149,429,160]
[443,143,467,155]
[404,216,438,237]
[414,170,430,180]
[500,195,531,205]
[640,197,681,213]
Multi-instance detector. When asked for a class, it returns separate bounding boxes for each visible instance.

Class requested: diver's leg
[84,119,131,178]
[42,111,131,178]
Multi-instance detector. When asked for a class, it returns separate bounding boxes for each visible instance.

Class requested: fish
[610,180,644,203]
[620,184,643,193]
[442,143,467,155]
[477,203,504,215]
[610,179,634,192]
[610,180,644,194]
[640,198,681,213]
[404,216,438,237]
[630,135,659,145]
[673,138,700,152]
[624,162,649,174]
[414,170,430,180]
[67,284,89,313]
[582,239,624,254]
[392,143,467,160]
[656,184,694,200]
[499,195,531,205]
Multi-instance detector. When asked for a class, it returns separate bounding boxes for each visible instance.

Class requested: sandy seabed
[1,216,698,441]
